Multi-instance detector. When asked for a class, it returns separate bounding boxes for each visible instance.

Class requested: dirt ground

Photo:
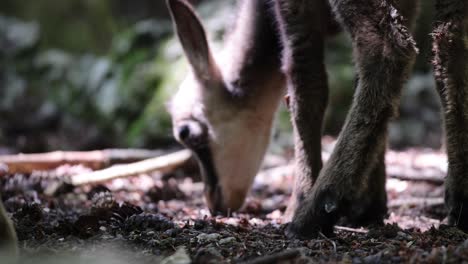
[1,139,468,263]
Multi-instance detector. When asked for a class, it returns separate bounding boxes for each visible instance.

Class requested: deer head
[167,0,285,215]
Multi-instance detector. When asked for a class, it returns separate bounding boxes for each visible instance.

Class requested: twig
[387,168,445,184]
[69,150,192,186]
[0,149,167,174]
[243,249,301,264]
[388,197,444,208]
[256,154,446,187]
[334,225,369,234]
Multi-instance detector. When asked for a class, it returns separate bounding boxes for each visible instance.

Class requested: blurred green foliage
[0,15,179,151]
[0,0,117,53]
[0,0,235,152]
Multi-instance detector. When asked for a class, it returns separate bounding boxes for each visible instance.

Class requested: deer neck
[219,0,285,115]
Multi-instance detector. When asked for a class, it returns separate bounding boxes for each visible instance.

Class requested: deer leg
[343,0,419,227]
[274,0,329,222]
[287,0,417,237]
[344,146,388,226]
[432,0,468,232]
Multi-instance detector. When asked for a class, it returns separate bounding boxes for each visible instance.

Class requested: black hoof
[446,189,468,233]
[447,204,468,232]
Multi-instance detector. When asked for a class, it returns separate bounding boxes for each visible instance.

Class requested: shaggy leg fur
[345,147,388,226]
[432,0,468,232]
[287,0,417,238]
[274,0,330,222]
[344,0,419,226]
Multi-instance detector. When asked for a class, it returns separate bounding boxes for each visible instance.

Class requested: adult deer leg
[346,0,419,226]
[345,146,388,226]
[287,0,417,237]
[274,0,329,222]
[432,0,468,232]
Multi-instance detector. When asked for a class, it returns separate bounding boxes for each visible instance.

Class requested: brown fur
[167,0,468,237]
[432,0,468,231]
[279,0,419,237]
[168,0,286,214]
[0,0,465,247]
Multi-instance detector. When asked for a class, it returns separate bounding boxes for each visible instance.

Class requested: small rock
[219,237,236,245]
[363,252,383,263]
[197,233,221,243]
[164,228,182,237]
[397,231,411,240]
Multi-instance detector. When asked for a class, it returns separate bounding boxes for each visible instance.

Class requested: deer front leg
[345,146,388,226]
[287,0,417,238]
[341,0,419,227]
[432,0,468,232]
[274,0,329,222]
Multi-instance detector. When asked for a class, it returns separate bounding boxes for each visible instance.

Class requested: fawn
[167,0,468,238]
[0,0,465,247]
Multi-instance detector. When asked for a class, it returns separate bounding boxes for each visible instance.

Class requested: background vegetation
[0,0,442,153]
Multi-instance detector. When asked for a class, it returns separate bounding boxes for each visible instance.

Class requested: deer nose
[177,124,191,142]
[175,121,206,145]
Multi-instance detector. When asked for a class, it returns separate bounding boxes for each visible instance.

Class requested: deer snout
[174,120,208,149]
[204,185,247,216]
[190,140,250,216]
[176,124,191,142]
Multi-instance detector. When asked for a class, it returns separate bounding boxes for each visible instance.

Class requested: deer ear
[167,0,219,82]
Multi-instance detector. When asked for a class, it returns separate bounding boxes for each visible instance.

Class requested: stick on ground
[0,149,167,174]
[388,197,444,208]
[69,149,192,186]
[334,226,369,234]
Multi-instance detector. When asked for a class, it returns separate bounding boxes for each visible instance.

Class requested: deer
[167,0,468,238]
[0,0,465,250]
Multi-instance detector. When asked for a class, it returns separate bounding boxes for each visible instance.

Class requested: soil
[1,140,467,263]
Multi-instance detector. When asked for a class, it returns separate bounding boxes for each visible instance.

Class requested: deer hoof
[446,187,468,233]
[284,188,344,239]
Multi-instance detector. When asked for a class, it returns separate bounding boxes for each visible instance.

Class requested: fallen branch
[68,149,192,186]
[387,167,445,184]
[255,151,446,188]
[242,249,301,264]
[0,149,167,174]
[387,173,445,184]
[388,197,444,208]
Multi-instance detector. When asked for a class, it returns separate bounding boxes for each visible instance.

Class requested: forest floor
[1,138,468,264]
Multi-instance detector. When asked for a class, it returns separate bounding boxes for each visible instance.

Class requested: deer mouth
[191,146,227,215]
